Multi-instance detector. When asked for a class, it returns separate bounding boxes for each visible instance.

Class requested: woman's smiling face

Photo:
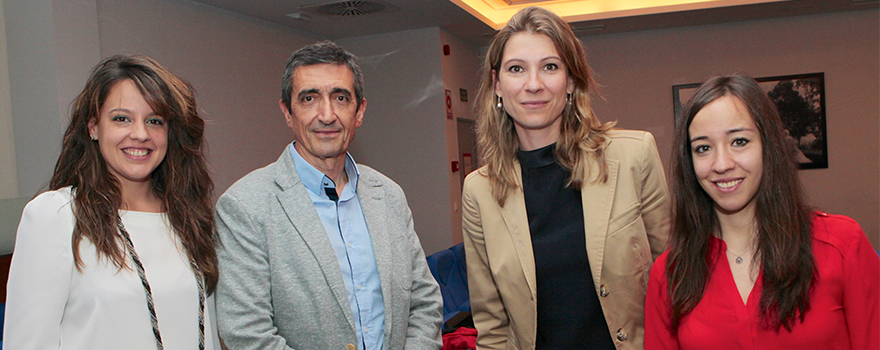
[688,94,763,218]
[89,79,168,187]
[494,32,573,150]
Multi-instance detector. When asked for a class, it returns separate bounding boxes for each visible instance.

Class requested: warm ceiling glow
[450,0,791,29]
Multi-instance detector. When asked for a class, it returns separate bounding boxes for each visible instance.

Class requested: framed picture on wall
[672,72,827,170]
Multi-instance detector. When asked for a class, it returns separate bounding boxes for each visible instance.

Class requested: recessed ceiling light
[449,0,792,29]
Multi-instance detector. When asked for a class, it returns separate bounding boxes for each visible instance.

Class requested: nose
[130,121,150,141]
[316,97,337,126]
[712,146,735,173]
[524,70,543,94]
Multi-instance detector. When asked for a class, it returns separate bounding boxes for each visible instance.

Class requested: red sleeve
[839,219,880,350]
[645,252,679,350]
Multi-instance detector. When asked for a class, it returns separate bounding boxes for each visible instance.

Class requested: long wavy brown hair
[475,6,615,206]
[666,74,814,331]
[49,55,218,293]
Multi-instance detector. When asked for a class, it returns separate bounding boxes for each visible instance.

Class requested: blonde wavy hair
[475,6,615,206]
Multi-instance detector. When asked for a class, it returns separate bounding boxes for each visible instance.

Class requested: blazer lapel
[581,157,619,290]
[357,173,394,333]
[499,162,538,300]
[273,150,356,331]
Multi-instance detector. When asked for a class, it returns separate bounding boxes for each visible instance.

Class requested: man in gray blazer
[215,41,443,350]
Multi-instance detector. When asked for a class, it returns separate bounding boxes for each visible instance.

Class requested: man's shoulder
[221,155,287,201]
[355,164,413,209]
[356,164,401,190]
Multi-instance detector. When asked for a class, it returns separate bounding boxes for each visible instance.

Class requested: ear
[354,98,366,128]
[567,76,575,94]
[88,118,97,139]
[492,69,501,97]
[279,99,294,129]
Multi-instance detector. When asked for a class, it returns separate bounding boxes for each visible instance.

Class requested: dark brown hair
[49,54,218,293]
[667,74,814,331]
[475,6,615,205]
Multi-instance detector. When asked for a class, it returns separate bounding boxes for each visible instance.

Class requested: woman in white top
[4,55,221,349]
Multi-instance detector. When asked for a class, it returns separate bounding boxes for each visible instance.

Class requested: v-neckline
[717,238,762,314]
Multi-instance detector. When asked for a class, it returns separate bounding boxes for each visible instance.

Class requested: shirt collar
[517,142,557,169]
[289,142,360,199]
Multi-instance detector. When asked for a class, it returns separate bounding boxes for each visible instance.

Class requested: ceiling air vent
[301,0,398,17]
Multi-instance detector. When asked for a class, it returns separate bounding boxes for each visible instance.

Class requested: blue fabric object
[290,143,385,350]
[1,301,5,348]
[426,243,470,326]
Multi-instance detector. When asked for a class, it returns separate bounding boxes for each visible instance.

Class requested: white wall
[4,0,80,197]
[0,0,18,200]
[580,9,880,248]
[338,28,454,255]
[1,0,103,254]
[439,29,482,245]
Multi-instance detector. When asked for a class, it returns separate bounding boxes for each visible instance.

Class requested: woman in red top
[645,74,879,349]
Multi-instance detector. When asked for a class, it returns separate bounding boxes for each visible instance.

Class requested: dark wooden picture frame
[673,73,828,169]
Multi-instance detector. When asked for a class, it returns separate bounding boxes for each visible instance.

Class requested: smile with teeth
[123,148,151,157]
[715,179,742,189]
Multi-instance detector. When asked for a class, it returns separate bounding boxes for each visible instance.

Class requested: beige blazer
[462,130,671,350]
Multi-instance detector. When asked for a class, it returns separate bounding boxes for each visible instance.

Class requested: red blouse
[645,213,879,350]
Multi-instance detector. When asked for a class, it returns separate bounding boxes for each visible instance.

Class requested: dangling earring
[496,96,503,109]
[566,93,572,106]
[90,134,97,141]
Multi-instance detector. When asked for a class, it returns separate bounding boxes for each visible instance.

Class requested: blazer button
[599,284,609,297]
[616,328,628,341]
[347,344,355,350]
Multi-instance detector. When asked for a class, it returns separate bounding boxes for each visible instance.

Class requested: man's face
[280,63,365,166]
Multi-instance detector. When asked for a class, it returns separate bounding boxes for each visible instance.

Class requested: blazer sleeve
[4,191,76,349]
[214,192,295,350]
[840,221,880,350]
[644,253,679,350]
[399,198,444,349]
[637,132,672,260]
[461,175,508,350]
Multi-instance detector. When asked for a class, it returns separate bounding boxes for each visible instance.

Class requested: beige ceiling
[189,0,877,45]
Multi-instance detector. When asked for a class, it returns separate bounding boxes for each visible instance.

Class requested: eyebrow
[297,87,352,99]
[107,108,133,114]
[106,108,159,117]
[331,87,352,96]
[689,135,708,143]
[501,56,562,66]
[297,88,319,100]
[689,127,754,143]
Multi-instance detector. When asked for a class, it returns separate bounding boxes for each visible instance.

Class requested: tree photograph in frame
[673,73,828,169]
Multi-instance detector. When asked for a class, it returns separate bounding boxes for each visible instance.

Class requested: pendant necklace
[727,247,747,264]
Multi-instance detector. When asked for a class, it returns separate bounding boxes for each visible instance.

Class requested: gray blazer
[215,148,443,350]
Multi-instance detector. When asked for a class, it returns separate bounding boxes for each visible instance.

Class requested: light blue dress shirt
[289,143,385,350]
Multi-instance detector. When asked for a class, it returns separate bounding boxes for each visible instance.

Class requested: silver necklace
[726,247,747,264]
[117,215,206,350]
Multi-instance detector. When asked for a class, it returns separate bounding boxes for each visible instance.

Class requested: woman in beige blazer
[462,7,671,350]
